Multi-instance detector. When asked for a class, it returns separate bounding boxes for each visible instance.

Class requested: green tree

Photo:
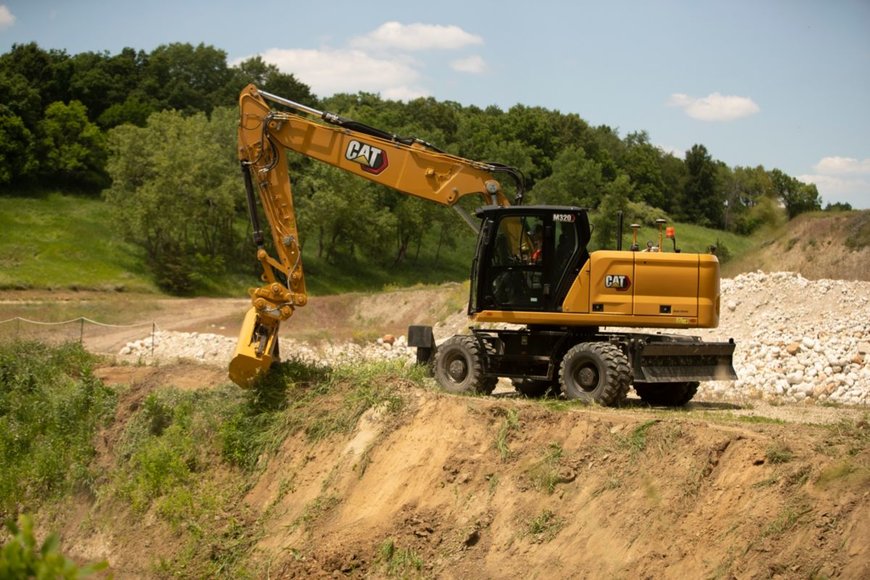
[295,163,396,262]
[0,107,38,186]
[103,108,240,292]
[770,168,822,219]
[140,43,233,113]
[621,131,667,209]
[529,145,603,207]
[592,173,632,249]
[228,56,317,106]
[38,100,107,188]
[681,144,723,227]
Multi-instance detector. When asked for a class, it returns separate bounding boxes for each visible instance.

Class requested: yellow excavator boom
[230,84,520,386]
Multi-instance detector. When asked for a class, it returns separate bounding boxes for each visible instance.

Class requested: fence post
[80,318,85,344]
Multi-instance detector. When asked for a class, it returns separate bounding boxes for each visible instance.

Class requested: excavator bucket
[229,307,279,388]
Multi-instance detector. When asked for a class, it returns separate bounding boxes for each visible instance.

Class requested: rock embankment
[117,272,870,406]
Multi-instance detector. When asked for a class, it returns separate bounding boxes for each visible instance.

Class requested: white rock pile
[117,272,870,406]
[117,330,416,368]
[695,271,870,405]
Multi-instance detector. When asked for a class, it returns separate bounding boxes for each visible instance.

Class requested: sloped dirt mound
[241,389,868,579]
[725,210,870,281]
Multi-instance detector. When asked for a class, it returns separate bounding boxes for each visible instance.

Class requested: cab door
[471,210,582,313]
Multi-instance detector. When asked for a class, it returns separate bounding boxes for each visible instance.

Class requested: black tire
[559,342,631,406]
[434,336,496,395]
[511,378,555,398]
[634,381,699,407]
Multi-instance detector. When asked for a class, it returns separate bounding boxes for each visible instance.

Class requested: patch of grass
[765,442,794,464]
[376,538,424,578]
[300,361,409,442]
[761,503,811,538]
[494,408,521,461]
[524,509,565,542]
[617,419,659,455]
[527,443,565,494]
[0,189,482,296]
[0,192,155,292]
[113,389,219,519]
[0,341,116,517]
[815,460,870,490]
[824,415,869,456]
[844,211,870,251]
[290,494,341,532]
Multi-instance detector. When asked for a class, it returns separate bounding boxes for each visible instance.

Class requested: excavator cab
[470,206,591,314]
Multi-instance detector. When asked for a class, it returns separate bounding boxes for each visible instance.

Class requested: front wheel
[560,342,631,406]
[434,336,496,395]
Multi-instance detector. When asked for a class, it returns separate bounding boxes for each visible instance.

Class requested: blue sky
[2,0,868,208]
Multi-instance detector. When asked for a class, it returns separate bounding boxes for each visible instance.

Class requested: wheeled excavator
[230,84,736,406]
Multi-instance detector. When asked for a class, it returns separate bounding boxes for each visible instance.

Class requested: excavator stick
[229,307,280,387]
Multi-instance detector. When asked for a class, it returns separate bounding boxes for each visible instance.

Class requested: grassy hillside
[0,193,155,292]
[723,209,870,280]
[1,191,764,296]
[0,192,479,296]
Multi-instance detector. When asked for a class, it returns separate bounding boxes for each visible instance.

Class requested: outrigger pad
[633,338,737,383]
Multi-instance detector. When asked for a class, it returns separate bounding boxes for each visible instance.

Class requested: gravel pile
[696,271,870,405]
[117,330,415,369]
[117,272,870,406]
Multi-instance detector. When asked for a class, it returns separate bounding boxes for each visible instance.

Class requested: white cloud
[0,5,15,29]
[667,92,760,122]
[451,55,487,74]
[351,21,483,52]
[252,47,428,98]
[235,21,487,100]
[800,155,870,208]
[813,156,870,175]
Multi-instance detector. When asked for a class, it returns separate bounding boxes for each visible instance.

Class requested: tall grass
[0,341,116,517]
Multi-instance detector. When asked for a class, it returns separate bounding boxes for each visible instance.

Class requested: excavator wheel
[434,336,497,395]
[634,381,699,407]
[511,379,556,398]
[560,342,631,406]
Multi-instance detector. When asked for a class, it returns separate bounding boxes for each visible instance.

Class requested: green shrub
[0,514,107,578]
[0,341,116,517]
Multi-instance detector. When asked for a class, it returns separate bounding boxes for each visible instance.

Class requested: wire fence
[0,316,158,355]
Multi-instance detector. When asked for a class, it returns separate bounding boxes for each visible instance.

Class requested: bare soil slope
[724,211,870,281]
[66,365,869,579]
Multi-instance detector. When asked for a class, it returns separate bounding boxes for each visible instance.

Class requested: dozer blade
[229,307,279,388]
[633,338,737,383]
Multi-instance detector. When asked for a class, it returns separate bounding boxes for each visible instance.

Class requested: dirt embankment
[724,210,870,281]
[62,370,870,578]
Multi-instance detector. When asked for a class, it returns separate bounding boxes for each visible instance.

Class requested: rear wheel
[560,342,630,406]
[634,381,699,407]
[434,336,496,395]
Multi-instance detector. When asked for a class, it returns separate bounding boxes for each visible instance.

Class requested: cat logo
[345,140,388,175]
[605,274,631,290]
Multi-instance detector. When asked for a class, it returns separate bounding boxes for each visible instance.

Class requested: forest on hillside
[0,42,843,292]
